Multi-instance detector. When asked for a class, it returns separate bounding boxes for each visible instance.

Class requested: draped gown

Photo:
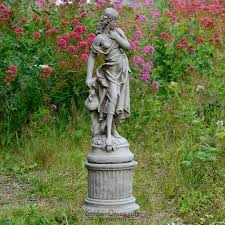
[91,36,131,124]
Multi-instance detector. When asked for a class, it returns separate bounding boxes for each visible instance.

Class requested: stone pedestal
[83,138,140,214]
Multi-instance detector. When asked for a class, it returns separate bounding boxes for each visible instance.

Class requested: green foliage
[0,1,100,144]
[152,19,214,83]
[0,206,70,225]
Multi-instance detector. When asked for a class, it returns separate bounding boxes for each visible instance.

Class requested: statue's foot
[106,135,113,152]
[112,129,121,138]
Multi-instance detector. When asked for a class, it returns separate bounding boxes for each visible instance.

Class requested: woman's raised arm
[109,29,130,50]
[86,36,101,87]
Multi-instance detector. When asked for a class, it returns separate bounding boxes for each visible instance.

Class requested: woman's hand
[109,29,130,50]
[86,77,94,88]
[109,30,120,40]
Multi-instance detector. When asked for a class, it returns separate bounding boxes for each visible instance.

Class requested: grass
[0,75,225,225]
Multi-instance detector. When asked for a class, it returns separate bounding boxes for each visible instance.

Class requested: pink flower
[8,65,17,73]
[145,0,152,6]
[200,17,214,27]
[196,38,203,43]
[71,19,79,26]
[36,0,45,8]
[97,0,106,5]
[88,33,96,39]
[176,38,189,49]
[57,37,67,46]
[14,27,24,35]
[211,34,220,44]
[161,32,169,40]
[135,31,142,40]
[81,53,89,62]
[42,66,53,74]
[5,65,17,74]
[50,29,59,34]
[143,45,155,54]
[61,20,68,26]
[152,81,159,93]
[135,13,148,23]
[33,31,41,38]
[45,13,49,21]
[62,33,70,42]
[46,23,52,29]
[141,73,151,81]
[164,9,178,23]
[77,12,92,19]
[33,14,39,21]
[68,45,76,53]
[152,8,160,19]
[188,66,196,72]
[130,40,139,51]
[132,56,144,68]
[114,0,123,11]
[74,25,87,33]
[70,31,82,39]
[50,104,57,112]
[0,4,11,22]
[188,46,194,54]
[79,41,89,48]
[5,70,12,74]
[87,33,96,44]
[143,60,153,71]
[129,1,137,8]
[3,75,17,83]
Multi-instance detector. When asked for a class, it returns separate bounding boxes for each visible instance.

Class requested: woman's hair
[95,15,115,34]
[95,8,118,34]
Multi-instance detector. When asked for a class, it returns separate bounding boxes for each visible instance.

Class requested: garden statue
[83,7,139,214]
[85,7,130,152]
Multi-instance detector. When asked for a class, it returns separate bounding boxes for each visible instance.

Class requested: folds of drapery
[91,41,130,123]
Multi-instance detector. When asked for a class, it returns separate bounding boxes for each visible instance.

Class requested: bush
[1,0,224,144]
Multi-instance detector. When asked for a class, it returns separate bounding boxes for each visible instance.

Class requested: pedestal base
[84,196,139,214]
[83,160,140,214]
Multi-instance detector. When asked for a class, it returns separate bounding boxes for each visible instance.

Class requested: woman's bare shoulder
[93,34,102,46]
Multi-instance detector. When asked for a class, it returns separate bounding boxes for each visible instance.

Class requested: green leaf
[216,132,225,140]
[219,169,225,177]
[181,160,192,166]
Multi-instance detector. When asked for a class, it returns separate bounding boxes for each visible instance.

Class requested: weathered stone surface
[84,160,139,214]
[83,8,139,214]
[88,136,134,164]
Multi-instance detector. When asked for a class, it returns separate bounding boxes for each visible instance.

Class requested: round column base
[84,160,139,215]
[84,196,140,214]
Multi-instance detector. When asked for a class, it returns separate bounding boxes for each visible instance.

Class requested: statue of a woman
[85,8,131,152]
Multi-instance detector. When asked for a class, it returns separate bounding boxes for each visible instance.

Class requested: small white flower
[216,120,223,129]
[55,0,73,6]
[39,64,49,68]
[196,85,205,92]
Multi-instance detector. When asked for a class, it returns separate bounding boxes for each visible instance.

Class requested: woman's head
[96,8,119,34]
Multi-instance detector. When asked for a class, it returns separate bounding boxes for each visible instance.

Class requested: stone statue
[85,7,131,152]
[83,8,139,214]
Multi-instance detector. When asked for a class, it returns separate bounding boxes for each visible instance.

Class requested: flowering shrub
[152,0,224,85]
[0,0,101,137]
[0,0,224,141]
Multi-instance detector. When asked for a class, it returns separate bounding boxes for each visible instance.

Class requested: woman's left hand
[109,30,120,40]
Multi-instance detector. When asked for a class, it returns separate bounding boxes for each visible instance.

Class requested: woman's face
[110,18,117,26]
[108,17,117,30]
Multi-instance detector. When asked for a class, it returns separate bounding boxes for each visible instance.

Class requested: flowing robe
[91,39,131,123]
